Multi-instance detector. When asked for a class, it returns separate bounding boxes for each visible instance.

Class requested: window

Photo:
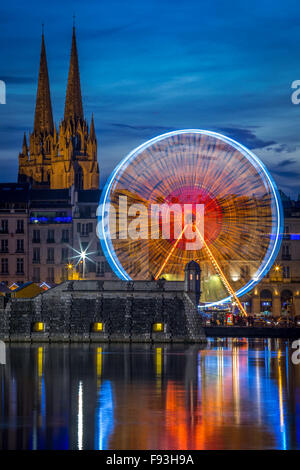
[96,242,102,256]
[16,239,24,253]
[282,245,291,259]
[16,220,24,233]
[77,223,93,237]
[1,258,8,274]
[61,247,69,263]
[47,267,54,282]
[33,247,40,264]
[47,229,55,243]
[33,267,40,282]
[47,247,54,263]
[96,261,105,276]
[16,258,24,274]
[0,220,8,234]
[32,229,40,243]
[0,240,8,253]
[283,266,290,279]
[61,229,69,243]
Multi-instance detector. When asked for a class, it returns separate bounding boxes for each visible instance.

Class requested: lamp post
[80,251,86,279]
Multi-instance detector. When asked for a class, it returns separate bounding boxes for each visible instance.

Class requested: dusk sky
[1,0,300,196]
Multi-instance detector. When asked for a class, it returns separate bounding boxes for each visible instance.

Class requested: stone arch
[280,289,294,315]
[260,289,273,314]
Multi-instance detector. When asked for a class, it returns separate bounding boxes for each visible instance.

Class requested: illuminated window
[153,323,164,332]
[92,322,103,332]
[33,322,44,332]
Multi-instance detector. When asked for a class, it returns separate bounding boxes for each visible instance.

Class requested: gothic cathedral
[18,27,99,190]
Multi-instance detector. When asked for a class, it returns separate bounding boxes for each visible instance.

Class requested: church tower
[18,32,56,186]
[18,27,99,190]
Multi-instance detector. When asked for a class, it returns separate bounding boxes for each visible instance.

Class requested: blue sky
[1,0,300,196]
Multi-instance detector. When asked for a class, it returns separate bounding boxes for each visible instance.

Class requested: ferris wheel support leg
[195,226,247,317]
[154,225,188,281]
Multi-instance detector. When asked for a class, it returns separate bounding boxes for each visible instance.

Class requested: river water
[0,338,299,450]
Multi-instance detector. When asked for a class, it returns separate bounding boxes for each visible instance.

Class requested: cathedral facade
[18,27,99,190]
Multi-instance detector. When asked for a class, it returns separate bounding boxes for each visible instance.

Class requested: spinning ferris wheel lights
[99,130,283,307]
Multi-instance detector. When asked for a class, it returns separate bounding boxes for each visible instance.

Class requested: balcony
[16,229,24,234]
[32,239,41,244]
[16,249,24,254]
[46,239,55,244]
[46,259,55,264]
[0,249,8,253]
[32,259,40,264]
[282,254,291,260]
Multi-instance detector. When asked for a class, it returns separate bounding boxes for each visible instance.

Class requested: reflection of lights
[78,381,83,450]
[38,346,43,378]
[96,347,102,378]
[278,350,287,450]
[255,349,262,425]
[94,381,114,451]
[232,345,240,424]
[156,347,162,376]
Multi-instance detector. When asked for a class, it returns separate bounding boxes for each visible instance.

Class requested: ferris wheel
[99,130,283,310]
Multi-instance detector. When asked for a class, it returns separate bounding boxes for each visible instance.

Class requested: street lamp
[80,250,86,279]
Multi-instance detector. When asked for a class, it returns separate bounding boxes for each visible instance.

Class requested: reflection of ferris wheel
[100,130,283,309]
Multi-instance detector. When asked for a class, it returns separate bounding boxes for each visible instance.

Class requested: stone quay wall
[0,280,206,343]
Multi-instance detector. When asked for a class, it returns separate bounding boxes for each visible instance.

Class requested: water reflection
[0,338,299,450]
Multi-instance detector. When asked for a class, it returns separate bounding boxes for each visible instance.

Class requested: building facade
[247,194,300,316]
[0,183,114,285]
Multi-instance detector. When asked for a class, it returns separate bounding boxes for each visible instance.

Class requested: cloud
[277,158,297,167]
[272,168,300,178]
[265,143,300,154]
[111,123,173,134]
[214,126,275,150]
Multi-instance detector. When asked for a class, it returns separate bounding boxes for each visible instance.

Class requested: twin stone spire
[19,27,99,190]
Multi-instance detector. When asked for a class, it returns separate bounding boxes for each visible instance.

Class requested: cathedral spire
[33,32,54,135]
[89,113,96,141]
[22,132,28,155]
[64,26,83,122]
